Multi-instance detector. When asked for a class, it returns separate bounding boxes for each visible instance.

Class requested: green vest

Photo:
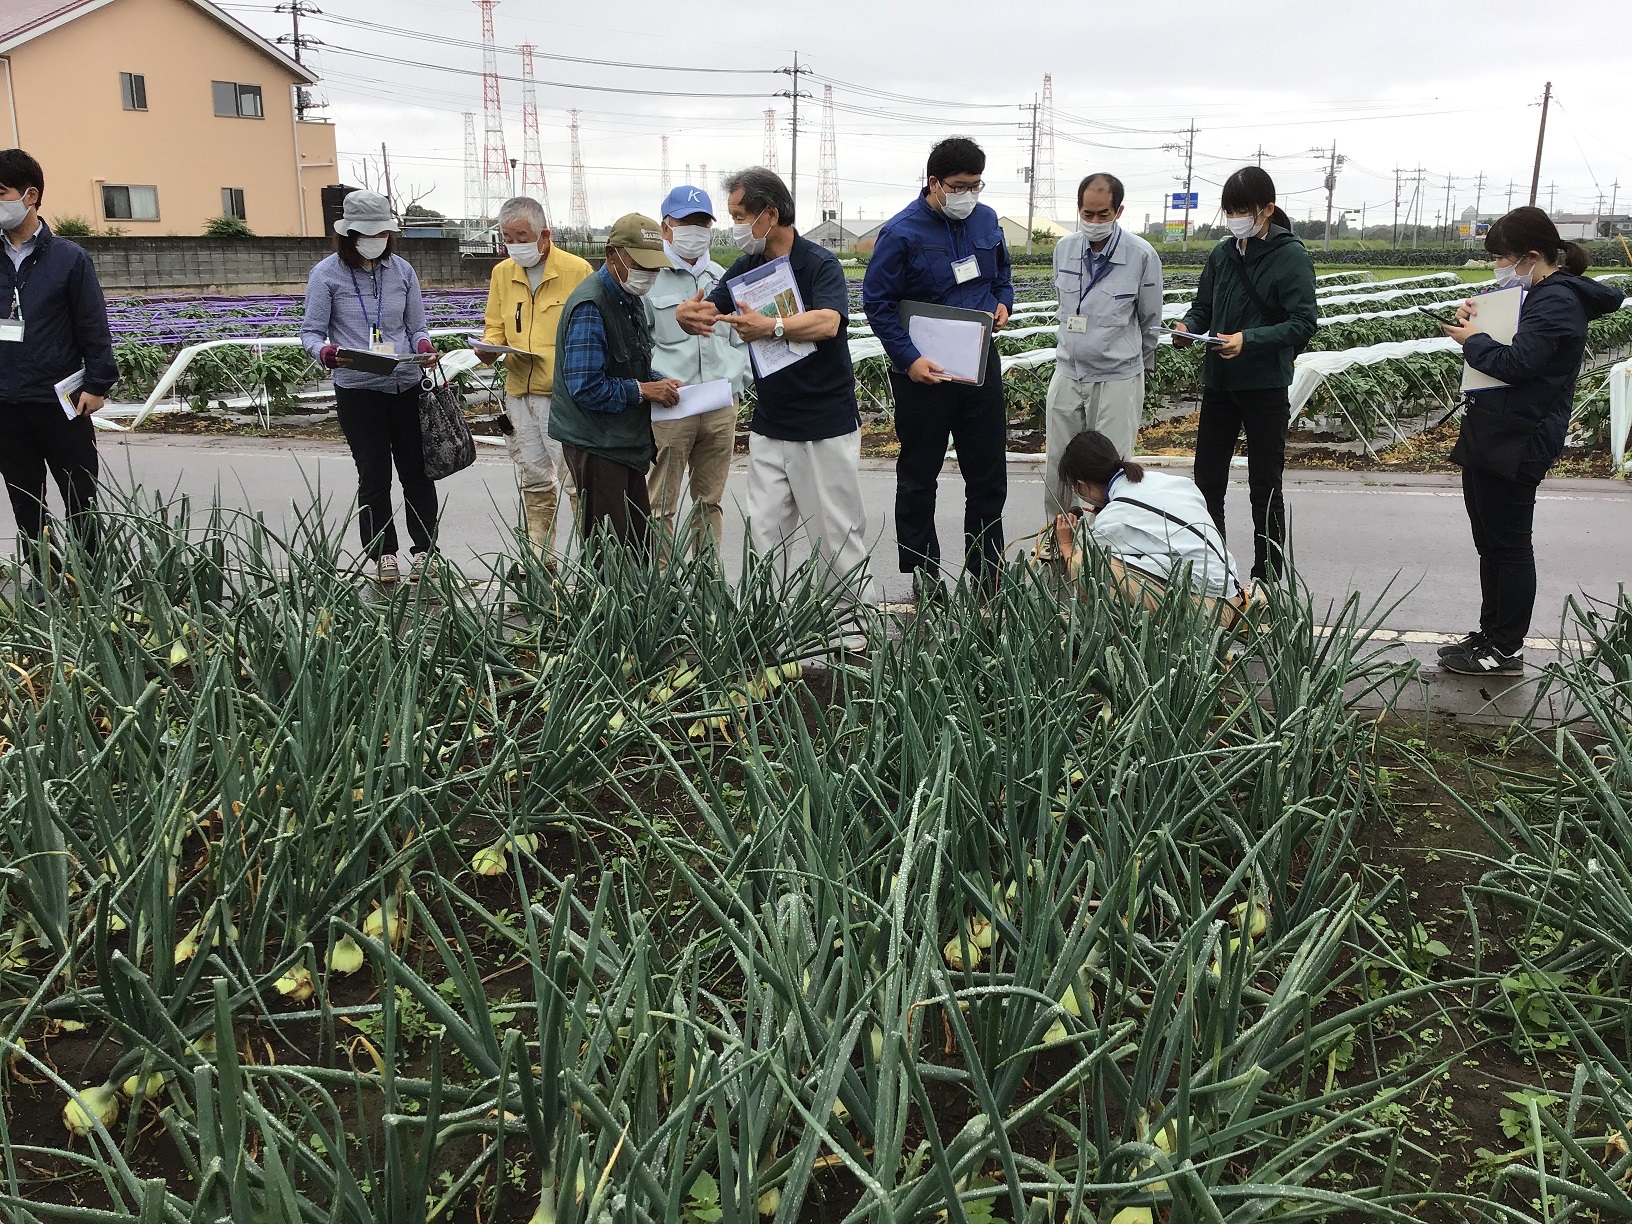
[548,272,655,470]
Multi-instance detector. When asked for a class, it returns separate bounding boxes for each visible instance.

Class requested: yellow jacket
[482,244,594,397]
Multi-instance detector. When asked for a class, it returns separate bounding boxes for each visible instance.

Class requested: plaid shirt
[558,266,644,413]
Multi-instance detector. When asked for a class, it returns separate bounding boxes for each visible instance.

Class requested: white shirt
[5,224,40,270]
[1089,469,1240,598]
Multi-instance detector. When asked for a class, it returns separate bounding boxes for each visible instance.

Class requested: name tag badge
[951,255,980,285]
[370,340,396,356]
[0,318,23,343]
[1065,316,1088,334]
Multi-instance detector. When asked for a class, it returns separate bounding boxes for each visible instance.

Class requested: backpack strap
[1113,495,1243,597]
[1228,252,1286,326]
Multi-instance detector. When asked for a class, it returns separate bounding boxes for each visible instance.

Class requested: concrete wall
[3,0,335,236]
[76,237,500,293]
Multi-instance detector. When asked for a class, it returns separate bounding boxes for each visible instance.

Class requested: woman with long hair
[1173,166,1317,585]
[1436,206,1625,675]
[301,190,442,583]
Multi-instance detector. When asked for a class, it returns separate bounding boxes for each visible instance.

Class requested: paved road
[6,435,1628,636]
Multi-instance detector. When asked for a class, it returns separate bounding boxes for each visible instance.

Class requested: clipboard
[900,300,995,384]
[1459,286,1522,392]
[338,348,424,376]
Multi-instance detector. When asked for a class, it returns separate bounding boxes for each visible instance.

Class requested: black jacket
[1463,272,1626,469]
[1180,225,1318,391]
[0,222,120,404]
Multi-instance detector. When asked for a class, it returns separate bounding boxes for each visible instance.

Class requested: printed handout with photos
[725,255,816,378]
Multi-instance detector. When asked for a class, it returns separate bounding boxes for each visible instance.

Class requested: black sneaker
[1437,631,1484,660]
[1440,641,1524,676]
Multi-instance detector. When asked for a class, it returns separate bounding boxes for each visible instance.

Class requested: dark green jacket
[548,272,655,470]
[1180,227,1317,391]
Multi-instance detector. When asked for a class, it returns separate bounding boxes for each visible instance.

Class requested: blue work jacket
[862,191,1013,370]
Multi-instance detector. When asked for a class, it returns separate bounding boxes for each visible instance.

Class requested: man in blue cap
[643,185,750,557]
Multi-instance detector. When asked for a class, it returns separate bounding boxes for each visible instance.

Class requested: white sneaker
[408,553,433,583]
[376,555,401,584]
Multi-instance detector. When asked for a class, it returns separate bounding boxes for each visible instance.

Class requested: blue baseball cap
[660,184,715,222]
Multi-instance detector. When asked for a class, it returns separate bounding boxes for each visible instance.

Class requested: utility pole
[777,53,809,217]
[1022,94,1040,254]
[1506,180,1516,212]
[1528,81,1551,207]
[1548,181,1557,214]
[1442,173,1453,245]
[1321,141,1342,253]
[1610,180,1621,238]
[381,142,394,212]
[1254,144,1266,167]
[1472,172,1484,240]
[1392,167,1400,249]
[1182,120,1195,252]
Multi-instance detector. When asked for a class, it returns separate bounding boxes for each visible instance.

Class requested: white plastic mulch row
[1610,357,1632,472]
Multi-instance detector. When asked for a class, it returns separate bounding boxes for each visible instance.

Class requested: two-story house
[1,0,338,236]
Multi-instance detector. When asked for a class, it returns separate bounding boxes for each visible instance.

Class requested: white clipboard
[1460,287,1522,391]
[650,379,734,423]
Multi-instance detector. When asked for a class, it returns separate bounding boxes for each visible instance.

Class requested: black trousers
[563,445,650,556]
[890,343,1008,583]
[1461,465,1541,654]
[1192,386,1289,582]
[334,385,438,559]
[0,399,100,564]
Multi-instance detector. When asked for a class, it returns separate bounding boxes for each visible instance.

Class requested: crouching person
[1049,430,1259,626]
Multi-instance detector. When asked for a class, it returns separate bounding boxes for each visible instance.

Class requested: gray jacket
[1052,226,1162,382]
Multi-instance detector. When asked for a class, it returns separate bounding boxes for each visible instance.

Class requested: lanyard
[6,287,19,322]
[1076,229,1120,312]
[5,246,36,320]
[347,263,385,341]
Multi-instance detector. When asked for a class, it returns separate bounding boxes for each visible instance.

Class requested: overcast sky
[231,0,1632,233]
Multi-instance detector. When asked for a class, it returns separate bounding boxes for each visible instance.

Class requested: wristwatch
[772,318,785,340]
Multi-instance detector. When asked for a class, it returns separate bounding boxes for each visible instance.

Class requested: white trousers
[505,393,574,496]
[745,429,880,605]
[1043,368,1145,520]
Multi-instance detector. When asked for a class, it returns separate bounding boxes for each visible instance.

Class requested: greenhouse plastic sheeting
[1287,336,1463,416]
[1611,358,1632,473]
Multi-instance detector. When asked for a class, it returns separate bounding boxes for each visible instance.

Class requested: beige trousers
[647,403,736,556]
[1043,368,1145,520]
[745,429,881,606]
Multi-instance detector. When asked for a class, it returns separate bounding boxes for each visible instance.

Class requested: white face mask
[667,225,712,261]
[1078,218,1115,243]
[0,196,32,231]
[355,236,389,260]
[619,257,658,297]
[732,211,768,257]
[507,241,542,268]
[1224,214,1262,241]
[1493,259,1534,290]
[941,188,979,221]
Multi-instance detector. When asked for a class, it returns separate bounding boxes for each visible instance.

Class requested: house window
[221,188,246,220]
[120,72,147,111]
[102,185,160,221]
[212,80,263,118]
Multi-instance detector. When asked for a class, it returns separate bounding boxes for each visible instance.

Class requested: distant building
[1550,213,1600,241]
[804,218,857,252]
[1,0,338,236]
[852,221,885,255]
[998,215,1071,250]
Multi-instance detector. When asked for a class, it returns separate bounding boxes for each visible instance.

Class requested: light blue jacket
[642,253,751,396]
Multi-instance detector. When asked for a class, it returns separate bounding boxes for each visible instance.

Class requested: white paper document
[54,368,84,420]
[725,256,815,378]
[1460,286,1522,391]
[650,378,735,423]
[906,315,986,383]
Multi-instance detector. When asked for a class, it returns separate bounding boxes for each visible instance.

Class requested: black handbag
[1448,400,1538,481]
[418,366,475,481]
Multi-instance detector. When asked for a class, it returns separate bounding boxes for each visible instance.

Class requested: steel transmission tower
[763,109,779,172]
[661,135,671,194]
[473,0,508,222]
[567,109,590,234]
[462,111,481,223]
[817,85,839,224]
[1037,73,1056,223]
[699,164,708,199]
[516,44,551,218]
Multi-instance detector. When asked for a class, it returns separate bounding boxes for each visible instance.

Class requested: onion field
[3,497,1631,1222]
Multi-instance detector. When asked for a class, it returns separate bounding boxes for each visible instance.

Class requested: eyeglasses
[940,181,984,194]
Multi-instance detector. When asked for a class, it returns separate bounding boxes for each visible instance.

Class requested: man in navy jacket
[0,149,118,574]
[864,136,1013,601]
